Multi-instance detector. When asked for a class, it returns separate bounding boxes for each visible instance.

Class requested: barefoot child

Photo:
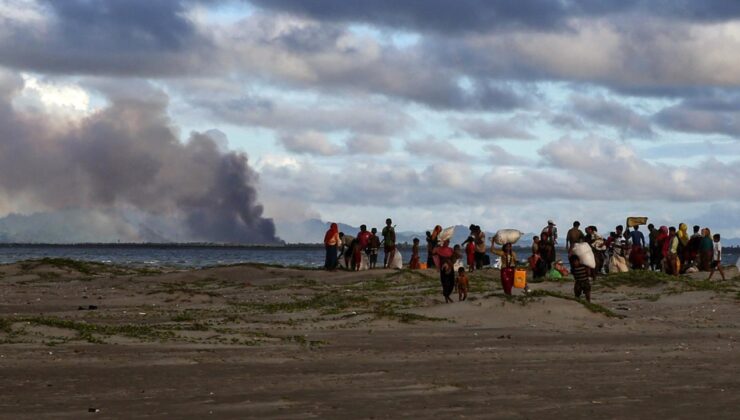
[456,267,469,301]
[707,233,726,281]
[569,254,593,302]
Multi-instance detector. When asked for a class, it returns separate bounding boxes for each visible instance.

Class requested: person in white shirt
[707,233,726,281]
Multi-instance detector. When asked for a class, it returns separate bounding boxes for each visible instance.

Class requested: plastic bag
[493,229,524,245]
[389,250,403,269]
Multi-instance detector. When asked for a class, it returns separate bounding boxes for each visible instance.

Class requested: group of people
[323,218,730,305]
[534,221,728,281]
[323,219,397,271]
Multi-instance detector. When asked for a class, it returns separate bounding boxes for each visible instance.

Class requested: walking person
[491,241,517,296]
[707,234,726,281]
[434,240,458,303]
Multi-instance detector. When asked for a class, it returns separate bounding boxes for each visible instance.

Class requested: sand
[0,259,738,419]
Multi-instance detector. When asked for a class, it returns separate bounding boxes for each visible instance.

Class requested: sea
[0,244,738,269]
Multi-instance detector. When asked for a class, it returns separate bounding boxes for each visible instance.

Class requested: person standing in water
[381,218,396,269]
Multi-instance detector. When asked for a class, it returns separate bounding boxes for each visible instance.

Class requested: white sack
[572,242,596,269]
[493,229,524,245]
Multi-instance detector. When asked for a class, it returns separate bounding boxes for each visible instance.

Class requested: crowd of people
[323,218,729,304]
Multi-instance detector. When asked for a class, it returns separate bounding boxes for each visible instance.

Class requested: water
[0,245,330,269]
[0,244,737,269]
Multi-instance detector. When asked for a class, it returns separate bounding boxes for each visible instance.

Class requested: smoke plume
[0,72,279,244]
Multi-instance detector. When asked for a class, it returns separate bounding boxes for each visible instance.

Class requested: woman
[323,223,340,270]
[434,239,457,303]
[539,232,555,270]
[427,225,442,269]
[491,241,517,296]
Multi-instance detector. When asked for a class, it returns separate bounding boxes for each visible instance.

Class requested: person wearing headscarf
[323,223,340,270]
[664,226,680,275]
[491,241,518,296]
[434,239,457,303]
[677,223,690,272]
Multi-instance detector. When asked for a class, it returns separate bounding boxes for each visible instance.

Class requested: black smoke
[0,72,279,244]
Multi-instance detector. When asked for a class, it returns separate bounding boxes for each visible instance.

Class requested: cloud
[0,0,215,76]
[453,116,536,140]
[653,91,740,136]
[484,144,532,166]
[404,139,474,162]
[190,92,410,135]
[250,1,740,35]
[570,94,653,137]
[345,135,391,155]
[642,140,740,159]
[0,70,279,243]
[538,136,740,201]
[278,131,340,156]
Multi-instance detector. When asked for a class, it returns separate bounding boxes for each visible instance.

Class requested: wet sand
[1,259,738,419]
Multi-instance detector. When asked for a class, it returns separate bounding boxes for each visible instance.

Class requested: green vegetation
[242,293,370,315]
[22,316,175,344]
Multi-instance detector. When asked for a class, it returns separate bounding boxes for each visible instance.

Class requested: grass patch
[0,317,12,333]
[598,270,674,289]
[22,316,175,343]
[24,258,106,275]
[238,292,371,315]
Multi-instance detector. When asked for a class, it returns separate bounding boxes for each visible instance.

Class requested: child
[409,238,421,269]
[569,254,592,302]
[707,234,726,281]
[456,267,469,301]
[368,228,381,269]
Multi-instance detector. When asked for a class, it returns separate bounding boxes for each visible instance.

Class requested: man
[566,221,584,254]
[381,218,396,268]
[541,220,558,246]
[629,225,646,269]
[356,225,372,271]
[338,232,355,270]
[648,224,659,271]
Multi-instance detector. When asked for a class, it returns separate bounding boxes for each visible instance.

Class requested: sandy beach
[0,259,738,419]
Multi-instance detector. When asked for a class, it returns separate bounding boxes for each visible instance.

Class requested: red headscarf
[324,223,339,245]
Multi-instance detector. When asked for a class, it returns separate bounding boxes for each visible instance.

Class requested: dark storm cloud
[0,72,278,244]
[0,0,213,76]
[249,0,740,34]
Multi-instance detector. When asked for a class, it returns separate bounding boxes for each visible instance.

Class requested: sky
[1,0,740,242]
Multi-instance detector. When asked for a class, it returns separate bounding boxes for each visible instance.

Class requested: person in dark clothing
[570,255,593,302]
